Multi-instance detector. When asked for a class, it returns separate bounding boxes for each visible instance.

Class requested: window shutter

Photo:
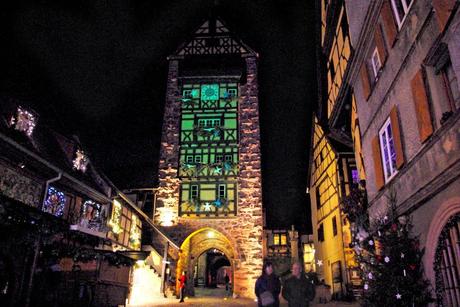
[360,64,371,100]
[389,106,404,169]
[433,0,457,32]
[374,25,388,65]
[410,69,433,142]
[372,136,385,190]
[381,0,397,47]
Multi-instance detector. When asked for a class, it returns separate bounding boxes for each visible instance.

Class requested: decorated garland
[433,213,460,306]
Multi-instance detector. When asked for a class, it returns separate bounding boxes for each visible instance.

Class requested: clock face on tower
[201,84,219,101]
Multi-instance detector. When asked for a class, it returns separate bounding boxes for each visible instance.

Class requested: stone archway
[176,228,236,297]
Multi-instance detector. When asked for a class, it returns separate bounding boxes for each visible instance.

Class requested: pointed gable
[171,18,256,57]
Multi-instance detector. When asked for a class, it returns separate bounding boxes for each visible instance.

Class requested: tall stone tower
[155,18,263,298]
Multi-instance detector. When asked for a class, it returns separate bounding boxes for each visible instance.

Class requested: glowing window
[379,117,398,182]
[43,186,66,217]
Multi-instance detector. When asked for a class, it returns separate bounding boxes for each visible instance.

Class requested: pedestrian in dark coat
[282,262,316,307]
[255,260,281,307]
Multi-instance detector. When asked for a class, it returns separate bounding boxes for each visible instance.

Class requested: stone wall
[155,59,181,226]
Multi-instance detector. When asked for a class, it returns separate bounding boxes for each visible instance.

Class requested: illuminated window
[273,233,287,246]
[379,117,398,182]
[73,149,89,172]
[391,0,413,28]
[10,106,37,137]
[371,48,382,79]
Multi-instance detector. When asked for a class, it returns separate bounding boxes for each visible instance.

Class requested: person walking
[224,273,230,292]
[255,260,281,307]
[178,271,187,303]
[282,262,316,307]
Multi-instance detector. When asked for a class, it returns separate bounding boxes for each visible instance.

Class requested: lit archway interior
[176,228,236,296]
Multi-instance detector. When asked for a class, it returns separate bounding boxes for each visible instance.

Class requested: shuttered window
[411,69,434,142]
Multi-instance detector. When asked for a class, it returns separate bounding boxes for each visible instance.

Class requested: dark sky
[0,0,316,233]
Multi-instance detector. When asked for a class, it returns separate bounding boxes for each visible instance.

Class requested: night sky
[0,0,316,232]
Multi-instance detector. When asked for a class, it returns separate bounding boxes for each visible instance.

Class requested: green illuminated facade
[179,82,239,216]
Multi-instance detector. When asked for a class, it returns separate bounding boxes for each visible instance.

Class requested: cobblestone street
[129,287,360,307]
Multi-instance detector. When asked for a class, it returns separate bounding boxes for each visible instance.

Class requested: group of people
[255,260,316,307]
[177,260,315,306]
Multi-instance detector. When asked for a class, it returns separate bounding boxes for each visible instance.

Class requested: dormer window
[73,149,89,172]
[10,106,37,137]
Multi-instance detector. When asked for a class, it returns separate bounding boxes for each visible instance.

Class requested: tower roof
[169,17,257,58]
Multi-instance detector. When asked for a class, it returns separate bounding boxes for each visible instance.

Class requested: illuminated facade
[155,18,263,298]
[309,0,362,298]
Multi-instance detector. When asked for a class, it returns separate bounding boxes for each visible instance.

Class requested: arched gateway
[177,228,236,296]
[153,17,264,299]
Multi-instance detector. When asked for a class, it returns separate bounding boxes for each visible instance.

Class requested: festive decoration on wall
[72,149,89,172]
[180,161,237,178]
[433,213,460,306]
[9,106,37,136]
[346,190,433,306]
[129,215,141,250]
[184,198,229,213]
[194,125,223,140]
[43,187,66,217]
[108,200,122,234]
[79,200,106,231]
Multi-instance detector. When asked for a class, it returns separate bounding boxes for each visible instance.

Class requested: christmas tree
[343,187,433,306]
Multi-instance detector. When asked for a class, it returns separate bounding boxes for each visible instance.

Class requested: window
[440,59,460,118]
[391,0,413,28]
[318,224,325,242]
[190,185,199,199]
[224,88,237,99]
[273,233,287,246]
[186,155,201,163]
[224,154,233,162]
[379,117,398,182]
[215,154,223,163]
[198,118,221,128]
[183,89,199,99]
[43,186,66,217]
[332,216,338,236]
[218,184,226,199]
[371,48,382,79]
